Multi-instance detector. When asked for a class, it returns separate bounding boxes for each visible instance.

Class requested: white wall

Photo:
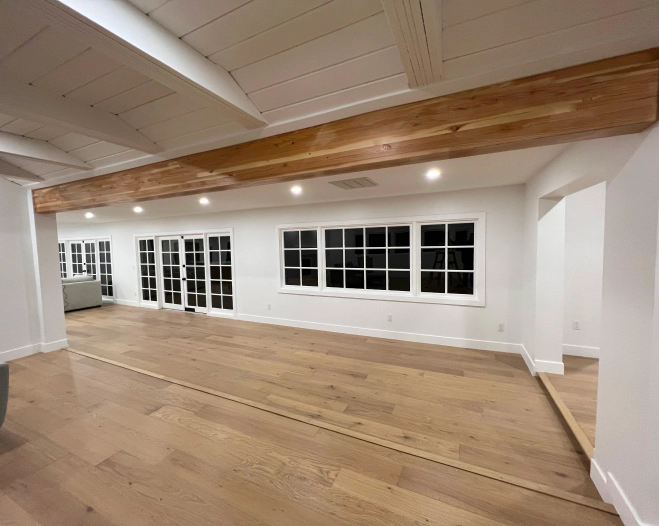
[592,125,659,526]
[0,179,41,360]
[563,183,606,358]
[58,184,526,353]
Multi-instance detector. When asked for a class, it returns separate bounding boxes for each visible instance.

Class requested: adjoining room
[1,1,659,524]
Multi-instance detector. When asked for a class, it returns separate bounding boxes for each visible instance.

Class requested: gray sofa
[0,363,7,428]
[62,275,103,312]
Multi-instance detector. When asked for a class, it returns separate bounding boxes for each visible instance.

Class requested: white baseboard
[41,339,68,353]
[235,313,524,355]
[563,343,600,359]
[534,359,565,375]
[0,343,41,362]
[520,344,536,375]
[590,459,650,526]
[115,299,139,307]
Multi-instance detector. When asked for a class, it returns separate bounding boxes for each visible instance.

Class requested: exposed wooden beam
[382,0,443,87]
[27,0,267,130]
[33,49,659,213]
[0,159,44,182]
[0,132,90,170]
[0,77,161,154]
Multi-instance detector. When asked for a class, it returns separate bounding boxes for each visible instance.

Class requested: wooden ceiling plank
[32,49,659,213]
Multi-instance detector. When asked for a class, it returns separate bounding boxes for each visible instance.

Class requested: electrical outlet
[573,321,580,330]
[267,304,272,311]
[387,314,393,322]
[498,324,505,332]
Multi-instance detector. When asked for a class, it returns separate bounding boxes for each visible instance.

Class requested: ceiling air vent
[329,177,378,190]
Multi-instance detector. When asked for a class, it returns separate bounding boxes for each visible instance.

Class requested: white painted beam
[0,132,91,170]
[28,0,267,130]
[382,0,443,88]
[0,77,161,154]
[0,159,44,182]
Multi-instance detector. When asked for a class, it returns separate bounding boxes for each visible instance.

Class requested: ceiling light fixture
[426,168,441,181]
[85,212,94,219]
[133,206,143,213]
[199,197,209,205]
[291,185,302,196]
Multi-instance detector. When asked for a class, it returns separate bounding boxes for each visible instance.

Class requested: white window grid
[58,242,67,278]
[208,234,234,311]
[98,240,113,298]
[70,242,84,276]
[138,238,158,303]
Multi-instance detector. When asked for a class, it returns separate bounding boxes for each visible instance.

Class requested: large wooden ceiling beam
[33,49,659,213]
[27,0,267,130]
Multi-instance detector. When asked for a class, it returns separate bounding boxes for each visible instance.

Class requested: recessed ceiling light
[85,212,94,219]
[291,185,302,196]
[133,206,143,213]
[199,197,209,205]
[426,168,441,181]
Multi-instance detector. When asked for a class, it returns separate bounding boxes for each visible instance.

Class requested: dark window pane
[284,250,300,267]
[388,226,410,247]
[162,240,170,252]
[389,271,410,291]
[300,230,317,248]
[185,239,193,252]
[164,278,172,291]
[283,231,299,249]
[211,281,222,294]
[345,249,364,268]
[141,265,148,276]
[107,264,112,274]
[221,282,232,295]
[172,253,180,265]
[223,296,233,310]
[102,286,108,296]
[194,239,203,252]
[326,269,344,288]
[106,253,111,263]
[388,249,410,269]
[421,248,445,270]
[366,270,386,290]
[150,290,157,301]
[195,252,204,265]
[163,253,171,265]
[421,271,445,293]
[301,268,318,287]
[100,253,106,263]
[448,248,474,270]
[447,272,474,295]
[142,290,149,301]
[448,223,474,246]
[209,251,220,265]
[325,229,343,248]
[171,240,179,251]
[140,240,146,251]
[197,295,206,308]
[149,265,156,276]
[197,281,206,294]
[188,294,197,307]
[173,293,181,305]
[163,266,172,278]
[173,280,181,292]
[196,267,205,280]
[165,292,173,304]
[325,249,343,268]
[300,249,317,268]
[208,237,219,251]
[101,275,107,285]
[366,227,386,247]
[345,270,364,289]
[421,224,445,247]
[221,266,232,280]
[186,252,195,266]
[344,228,364,248]
[285,268,301,286]
[365,249,386,268]
[211,267,221,280]
[212,295,222,309]
[141,277,149,289]
[140,253,147,264]
[220,251,231,264]
[147,239,154,251]
[186,267,195,279]
[220,236,231,250]
[100,264,106,274]
[108,286,114,296]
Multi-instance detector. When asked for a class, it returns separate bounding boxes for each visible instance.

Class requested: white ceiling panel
[209,0,383,72]
[65,66,152,107]
[25,125,68,141]
[0,113,15,128]
[32,48,122,96]
[0,1,47,61]
[85,148,145,170]
[94,80,174,115]
[126,0,169,14]
[0,26,88,84]
[233,13,395,94]
[156,121,245,151]
[1,118,43,136]
[148,0,250,37]
[183,0,329,57]
[69,141,130,163]
[442,0,532,27]
[119,92,203,129]
[249,46,404,112]
[49,132,99,152]
[140,108,232,143]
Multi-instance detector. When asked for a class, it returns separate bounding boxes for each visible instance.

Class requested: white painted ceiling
[57,143,567,224]
[0,0,657,187]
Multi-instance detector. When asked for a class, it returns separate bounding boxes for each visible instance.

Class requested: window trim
[277,213,486,307]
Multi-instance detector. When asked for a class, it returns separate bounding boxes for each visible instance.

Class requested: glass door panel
[208,234,234,312]
[183,236,207,312]
[69,241,84,276]
[98,240,113,299]
[160,237,183,310]
[84,241,97,279]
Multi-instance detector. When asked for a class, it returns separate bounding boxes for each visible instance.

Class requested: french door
[183,235,207,313]
[69,241,85,276]
[160,237,183,311]
[84,241,98,279]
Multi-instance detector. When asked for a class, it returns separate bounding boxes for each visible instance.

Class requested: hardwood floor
[1,348,621,525]
[61,305,605,504]
[547,356,599,446]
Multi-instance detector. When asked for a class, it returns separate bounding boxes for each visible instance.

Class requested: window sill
[278,286,485,307]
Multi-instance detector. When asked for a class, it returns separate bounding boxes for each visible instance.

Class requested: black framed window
[98,240,113,298]
[138,238,157,302]
[420,222,474,295]
[324,225,410,292]
[283,230,318,287]
[209,235,234,311]
[58,242,67,278]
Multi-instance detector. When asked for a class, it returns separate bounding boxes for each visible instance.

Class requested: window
[84,241,97,279]
[184,237,206,310]
[324,225,410,292]
[420,222,474,295]
[58,242,67,278]
[138,238,157,302]
[161,238,182,308]
[282,230,318,287]
[98,240,113,298]
[209,235,234,311]
[70,242,84,276]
